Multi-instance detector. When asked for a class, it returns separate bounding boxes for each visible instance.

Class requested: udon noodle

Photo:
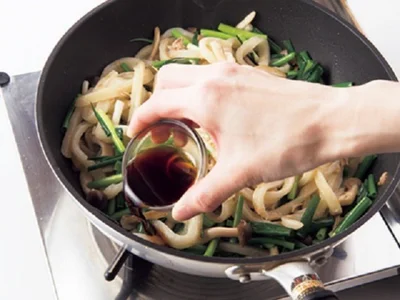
[61,12,381,257]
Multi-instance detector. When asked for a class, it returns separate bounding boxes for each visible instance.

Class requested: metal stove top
[2,2,400,299]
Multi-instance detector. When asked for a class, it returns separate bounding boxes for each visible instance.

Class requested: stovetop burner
[2,3,400,298]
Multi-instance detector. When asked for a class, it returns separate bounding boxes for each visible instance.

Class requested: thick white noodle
[129,61,146,121]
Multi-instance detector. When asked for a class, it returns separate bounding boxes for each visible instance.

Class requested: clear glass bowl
[122,119,208,211]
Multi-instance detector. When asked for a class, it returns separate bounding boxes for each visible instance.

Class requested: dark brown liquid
[126,146,197,207]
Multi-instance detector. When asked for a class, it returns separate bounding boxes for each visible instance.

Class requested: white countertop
[0,1,399,299]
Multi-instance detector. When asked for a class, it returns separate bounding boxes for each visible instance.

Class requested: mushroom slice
[338,178,362,206]
[120,215,142,231]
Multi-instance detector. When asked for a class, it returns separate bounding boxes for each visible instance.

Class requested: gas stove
[2,2,400,300]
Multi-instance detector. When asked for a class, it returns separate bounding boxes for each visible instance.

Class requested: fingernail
[172,201,192,221]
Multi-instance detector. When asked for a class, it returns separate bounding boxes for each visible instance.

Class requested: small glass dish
[122,119,207,211]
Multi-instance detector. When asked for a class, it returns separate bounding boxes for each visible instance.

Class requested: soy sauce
[126,146,197,207]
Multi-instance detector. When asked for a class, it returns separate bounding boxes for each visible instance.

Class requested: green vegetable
[282,39,295,53]
[330,196,373,237]
[354,155,377,180]
[332,82,353,88]
[298,194,320,237]
[271,52,295,67]
[298,51,311,62]
[87,174,123,189]
[137,222,145,233]
[288,175,300,200]
[200,29,233,39]
[120,63,131,72]
[116,127,123,140]
[152,58,200,69]
[268,38,282,54]
[248,237,295,250]
[287,70,298,79]
[87,154,123,172]
[88,155,115,161]
[107,198,116,216]
[218,23,267,40]
[204,239,219,257]
[232,195,244,227]
[357,179,368,201]
[114,160,122,174]
[310,217,334,232]
[250,222,294,237]
[91,104,125,154]
[271,53,284,60]
[203,214,216,228]
[302,61,317,79]
[306,65,324,83]
[183,244,207,255]
[130,38,153,43]
[192,31,199,46]
[367,174,377,199]
[171,29,191,45]
[293,240,307,249]
[316,227,328,241]
[110,208,130,221]
[62,96,79,130]
[116,193,126,210]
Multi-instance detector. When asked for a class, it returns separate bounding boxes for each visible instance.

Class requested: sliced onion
[281,216,304,230]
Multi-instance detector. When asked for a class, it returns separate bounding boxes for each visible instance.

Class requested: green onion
[203,214,216,228]
[271,53,284,60]
[298,51,311,62]
[87,155,123,172]
[171,29,191,45]
[287,70,298,79]
[316,227,328,241]
[183,244,207,255]
[268,38,282,54]
[114,160,122,174]
[225,219,234,227]
[91,104,125,154]
[271,52,296,67]
[107,198,116,216]
[88,155,115,161]
[357,179,368,200]
[282,39,295,53]
[298,194,320,237]
[354,155,377,180]
[120,63,131,72]
[218,23,267,40]
[250,222,294,237]
[310,217,335,232]
[130,38,153,43]
[87,174,123,189]
[288,175,300,200]
[200,29,233,39]
[192,31,199,46]
[302,61,317,79]
[306,65,324,83]
[367,174,377,199]
[229,195,245,243]
[116,193,126,210]
[62,96,79,129]
[293,240,308,249]
[204,239,219,257]
[332,82,353,88]
[232,195,244,227]
[152,58,200,69]
[248,237,295,250]
[330,196,373,237]
[116,127,123,140]
[297,60,306,79]
[137,222,145,233]
[110,208,130,221]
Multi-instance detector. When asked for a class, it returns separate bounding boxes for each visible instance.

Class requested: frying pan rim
[36,0,399,266]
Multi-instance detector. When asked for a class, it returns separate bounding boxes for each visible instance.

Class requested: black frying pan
[35,0,399,299]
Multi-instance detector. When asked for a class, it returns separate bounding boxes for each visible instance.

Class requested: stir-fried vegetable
[60,11,383,258]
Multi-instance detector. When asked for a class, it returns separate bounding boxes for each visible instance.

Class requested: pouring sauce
[126,146,197,207]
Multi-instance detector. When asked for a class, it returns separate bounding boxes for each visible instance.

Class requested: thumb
[172,162,244,221]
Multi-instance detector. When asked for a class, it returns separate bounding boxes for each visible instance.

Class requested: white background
[0,0,399,299]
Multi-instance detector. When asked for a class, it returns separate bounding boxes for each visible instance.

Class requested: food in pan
[60,11,385,257]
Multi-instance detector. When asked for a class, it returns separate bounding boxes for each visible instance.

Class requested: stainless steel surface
[2,69,400,299]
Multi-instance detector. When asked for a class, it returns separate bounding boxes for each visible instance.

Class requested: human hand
[127,62,350,221]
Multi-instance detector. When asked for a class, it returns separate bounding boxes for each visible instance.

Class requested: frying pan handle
[265,261,339,300]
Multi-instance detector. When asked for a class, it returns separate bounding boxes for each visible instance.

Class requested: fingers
[172,162,244,221]
[127,87,195,138]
